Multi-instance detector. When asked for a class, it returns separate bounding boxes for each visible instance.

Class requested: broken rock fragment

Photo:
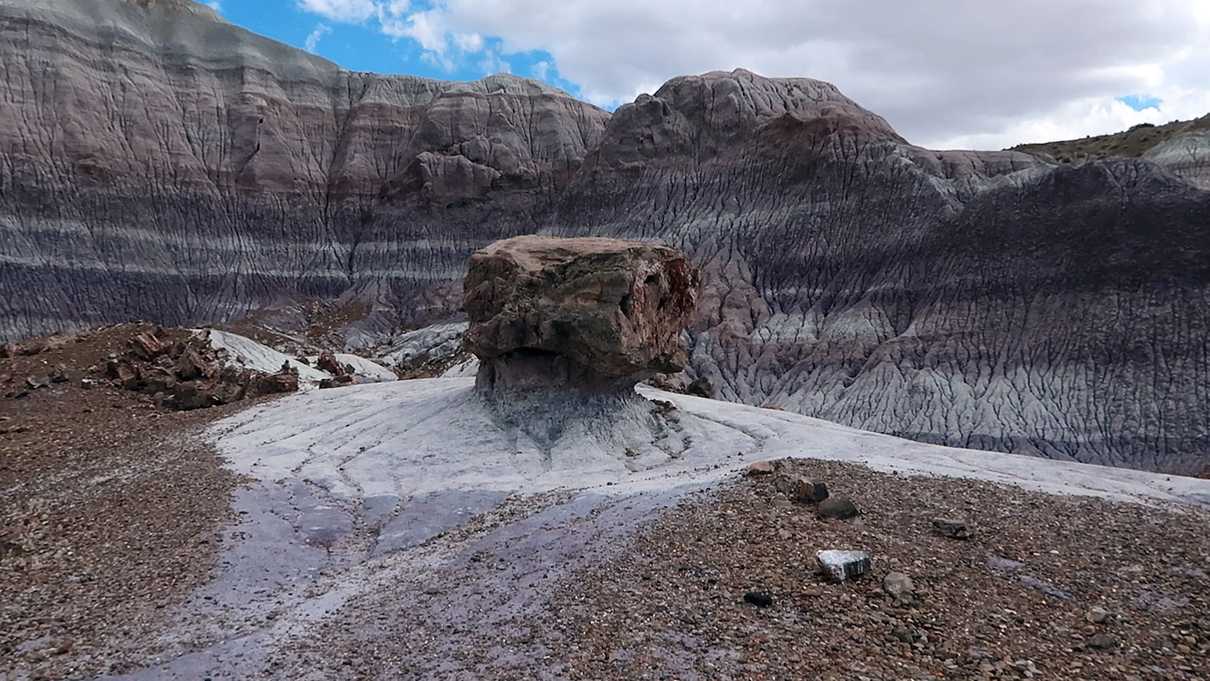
[773,473,830,504]
[816,496,860,520]
[793,479,829,505]
[745,460,777,476]
[50,364,70,383]
[932,517,972,539]
[816,550,872,582]
[316,351,348,377]
[130,331,169,359]
[319,374,355,390]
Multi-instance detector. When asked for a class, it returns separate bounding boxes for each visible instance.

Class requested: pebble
[882,572,916,606]
[744,460,776,476]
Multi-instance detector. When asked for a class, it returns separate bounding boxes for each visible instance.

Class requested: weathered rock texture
[464,235,699,393]
[2,0,1209,473]
[0,0,610,339]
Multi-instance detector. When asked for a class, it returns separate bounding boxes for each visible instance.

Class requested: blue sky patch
[1117,94,1163,111]
[211,1,588,100]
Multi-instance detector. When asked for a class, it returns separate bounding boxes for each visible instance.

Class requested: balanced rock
[464,235,700,394]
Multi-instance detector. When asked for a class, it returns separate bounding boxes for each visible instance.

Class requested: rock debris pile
[103,329,299,410]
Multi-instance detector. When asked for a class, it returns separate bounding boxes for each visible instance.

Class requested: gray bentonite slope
[2,0,1209,473]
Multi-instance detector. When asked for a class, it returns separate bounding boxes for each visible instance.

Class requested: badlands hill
[1013,114,1210,172]
[1,0,1209,473]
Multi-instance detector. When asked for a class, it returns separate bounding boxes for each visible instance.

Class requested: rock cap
[464,235,700,393]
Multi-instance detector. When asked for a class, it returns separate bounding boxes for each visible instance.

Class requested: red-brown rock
[246,371,300,398]
[464,235,700,393]
[316,351,347,377]
[130,332,169,360]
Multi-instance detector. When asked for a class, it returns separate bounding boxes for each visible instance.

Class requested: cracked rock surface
[2,0,1209,472]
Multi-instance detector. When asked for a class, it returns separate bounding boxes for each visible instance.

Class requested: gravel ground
[4,334,1209,681]
[0,326,244,680]
[549,459,1210,680]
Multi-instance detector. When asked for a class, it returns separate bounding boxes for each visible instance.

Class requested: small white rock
[816,549,871,582]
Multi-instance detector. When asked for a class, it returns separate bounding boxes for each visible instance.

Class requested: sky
[204,0,1210,150]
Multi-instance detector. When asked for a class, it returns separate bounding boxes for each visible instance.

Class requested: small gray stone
[1018,575,1071,600]
[986,555,1025,573]
[883,571,916,606]
[932,517,971,539]
[1086,606,1112,624]
[744,460,776,476]
[817,496,859,520]
[1086,633,1117,650]
[816,549,871,582]
[773,473,797,496]
[892,625,921,643]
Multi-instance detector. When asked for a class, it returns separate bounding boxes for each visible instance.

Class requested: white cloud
[381,8,448,52]
[477,49,510,75]
[453,32,484,53]
[296,0,379,24]
[531,60,550,81]
[299,1,485,69]
[304,23,332,53]
[395,0,1209,149]
[202,0,221,12]
[420,50,456,72]
[382,0,409,17]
